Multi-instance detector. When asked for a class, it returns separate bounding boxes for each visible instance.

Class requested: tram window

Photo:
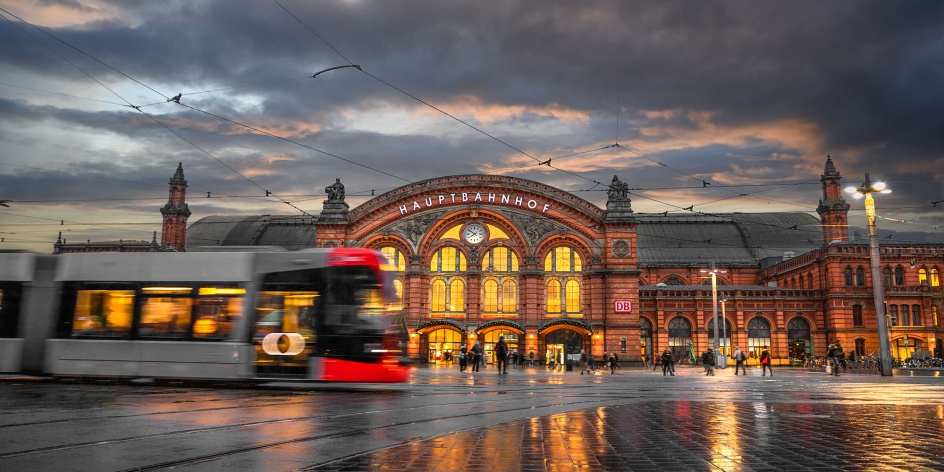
[0,285,23,338]
[139,287,193,339]
[254,291,319,340]
[193,287,245,339]
[72,289,134,337]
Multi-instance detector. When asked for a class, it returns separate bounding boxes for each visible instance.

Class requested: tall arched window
[844,268,853,286]
[852,305,864,326]
[544,247,582,316]
[640,318,653,362]
[912,305,922,326]
[931,268,940,287]
[482,247,518,315]
[901,305,910,326]
[894,267,904,285]
[883,267,892,286]
[379,246,406,309]
[919,268,929,285]
[747,317,771,359]
[855,267,865,286]
[667,317,692,363]
[429,246,467,315]
[787,317,812,359]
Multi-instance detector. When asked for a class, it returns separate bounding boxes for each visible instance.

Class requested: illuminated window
[449,279,465,312]
[501,280,517,313]
[72,289,134,338]
[545,279,561,313]
[379,246,406,271]
[544,247,582,316]
[747,317,771,359]
[483,280,499,312]
[565,280,581,313]
[931,268,940,287]
[430,246,467,272]
[431,280,446,312]
[193,286,245,339]
[919,268,928,285]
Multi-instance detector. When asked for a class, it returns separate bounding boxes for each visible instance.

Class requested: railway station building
[173,156,944,366]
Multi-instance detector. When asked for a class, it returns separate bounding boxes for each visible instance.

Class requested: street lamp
[700,262,727,368]
[845,172,893,376]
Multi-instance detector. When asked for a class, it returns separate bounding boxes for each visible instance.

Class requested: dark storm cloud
[1,0,942,252]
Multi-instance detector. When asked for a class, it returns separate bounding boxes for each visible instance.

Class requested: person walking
[701,348,715,376]
[459,345,468,372]
[495,336,508,374]
[827,340,843,377]
[733,346,748,375]
[608,352,618,374]
[587,352,596,373]
[579,349,588,374]
[760,347,773,376]
[528,351,535,367]
[661,349,675,376]
[471,341,482,373]
[546,348,554,370]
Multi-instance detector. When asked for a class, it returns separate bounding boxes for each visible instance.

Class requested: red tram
[0,248,411,383]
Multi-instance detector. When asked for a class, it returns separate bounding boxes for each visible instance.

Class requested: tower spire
[816,155,850,244]
[160,162,191,251]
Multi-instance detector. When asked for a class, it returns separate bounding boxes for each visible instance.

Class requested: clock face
[463,223,486,244]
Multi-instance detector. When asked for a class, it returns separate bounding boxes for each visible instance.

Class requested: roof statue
[325,178,345,202]
[607,175,629,202]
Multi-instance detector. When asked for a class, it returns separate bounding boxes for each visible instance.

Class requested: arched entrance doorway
[481,328,521,365]
[787,317,812,361]
[538,319,592,370]
[416,320,466,365]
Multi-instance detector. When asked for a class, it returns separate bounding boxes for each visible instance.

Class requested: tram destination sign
[614,300,633,313]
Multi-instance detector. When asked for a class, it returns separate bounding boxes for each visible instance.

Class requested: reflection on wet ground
[313,400,944,471]
[3,366,944,471]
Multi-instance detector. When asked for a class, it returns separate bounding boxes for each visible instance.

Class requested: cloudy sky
[1,0,942,253]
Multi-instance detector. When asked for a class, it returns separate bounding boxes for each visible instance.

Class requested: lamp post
[845,173,893,376]
[700,263,727,368]
[720,293,727,356]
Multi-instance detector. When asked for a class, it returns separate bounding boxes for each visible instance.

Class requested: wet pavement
[1,364,943,471]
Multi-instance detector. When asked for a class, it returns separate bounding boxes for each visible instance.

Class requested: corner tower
[160,162,191,250]
[816,155,850,244]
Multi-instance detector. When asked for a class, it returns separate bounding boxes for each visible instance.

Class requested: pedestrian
[579,349,588,374]
[826,339,843,377]
[661,349,675,376]
[546,348,554,370]
[459,344,468,372]
[587,352,596,373]
[495,336,508,374]
[652,353,660,371]
[529,351,535,367]
[608,352,618,374]
[471,341,482,372]
[701,348,715,376]
[733,346,748,375]
[760,347,773,377]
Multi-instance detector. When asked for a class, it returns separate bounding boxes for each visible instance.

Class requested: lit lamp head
[845,172,891,198]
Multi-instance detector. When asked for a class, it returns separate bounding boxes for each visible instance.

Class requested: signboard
[614,300,633,313]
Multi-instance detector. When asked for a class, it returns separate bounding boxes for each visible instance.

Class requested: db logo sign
[614,300,633,313]
[261,333,306,356]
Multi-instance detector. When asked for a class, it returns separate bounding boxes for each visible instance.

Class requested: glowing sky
[1,0,942,253]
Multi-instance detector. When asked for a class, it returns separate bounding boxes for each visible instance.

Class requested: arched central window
[544,247,582,316]
[747,317,771,359]
[482,247,519,315]
[429,246,467,315]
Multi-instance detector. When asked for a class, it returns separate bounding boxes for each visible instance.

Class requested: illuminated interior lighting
[142,287,192,293]
[198,287,246,295]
